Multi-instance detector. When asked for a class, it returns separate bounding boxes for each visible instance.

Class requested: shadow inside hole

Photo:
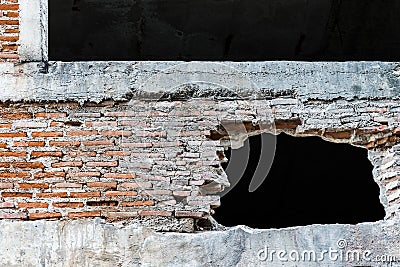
[214,132,385,229]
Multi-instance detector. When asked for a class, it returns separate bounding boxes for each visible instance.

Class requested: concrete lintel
[0,61,400,103]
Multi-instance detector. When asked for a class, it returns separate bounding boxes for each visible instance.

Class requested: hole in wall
[213,132,385,229]
[49,0,400,61]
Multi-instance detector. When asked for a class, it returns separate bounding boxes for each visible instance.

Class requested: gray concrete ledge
[0,219,399,266]
[1,61,400,103]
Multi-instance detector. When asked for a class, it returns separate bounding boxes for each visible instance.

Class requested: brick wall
[0,99,398,223]
[0,0,19,61]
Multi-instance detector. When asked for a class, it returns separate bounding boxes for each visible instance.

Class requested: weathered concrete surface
[19,0,48,61]
[1,61,400,103]
[0,218,399,266]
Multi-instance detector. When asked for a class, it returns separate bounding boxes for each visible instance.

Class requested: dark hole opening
[213,132,385,228]
[50,0,400,61]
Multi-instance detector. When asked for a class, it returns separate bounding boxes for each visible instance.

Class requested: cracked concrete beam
[0,61,400,104]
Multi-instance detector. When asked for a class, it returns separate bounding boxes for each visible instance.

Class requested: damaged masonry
[1,0,400,266]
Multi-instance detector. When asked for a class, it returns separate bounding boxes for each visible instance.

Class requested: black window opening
[50,0,400,61]
[213,133,385,229]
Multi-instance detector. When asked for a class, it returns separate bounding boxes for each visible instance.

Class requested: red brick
[324,130,353,139]
[137,111,169,117]
[18,202,48,209]
[73,112,101,118]
[49,141,80,147]
[104,111,135,117]
[29,212,62,220]
[64,121,83,127]
[51,161,83,168]
[0,132,26,138]
[14,141,45,147]
[34,172,65,179]
[119,120,150,127]
[0,36,18,42]
[0,20,18,25]
[105,191,137,197]
[104,151,131,156]
[68,211,101,218]
[13,162,44,169]
[104,173,135,179]
[68,151,97,157]
[50,121,64,127]
[83,140,114,146]
[85,121,117,127]
[34,112,66,119]
[0,162,10,168]
[0,4,19,10]
[70,192,100,198]
[17,183,49,189]
[86,161,118,167]
[68,172,101,178]
[4,28,19,34]
[139,210,172,217]
[121,200,155,207]
[0,182,13,189]
[136,131,167,137]
[0,172,30,178]
[175,210,207,218]
[32,131,63,137]
[66,130,98,136]
[172,191,191,197]
[0,44,17,51]
[104,211,138,220]
[52,202,84,208]
[87,182,117,188]
[1,113,30,119]
[0,212,27,219]
[0,151,26,157]
[0,202,14,208]
[31,151,63,158]
[86,201,118,207]
[36,192,67,198]
[357,125,390,135]
[2,192,32,198]
[101,130,132,137]
[0,123,11,128]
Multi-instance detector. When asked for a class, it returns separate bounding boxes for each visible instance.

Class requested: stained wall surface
[49,0,400,61]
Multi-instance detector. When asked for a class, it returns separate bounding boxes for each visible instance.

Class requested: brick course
[0,99,398,221]
[0,0,19,61]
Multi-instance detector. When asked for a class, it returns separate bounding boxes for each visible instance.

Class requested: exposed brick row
[0,0,19,61]
[0,99,398,221]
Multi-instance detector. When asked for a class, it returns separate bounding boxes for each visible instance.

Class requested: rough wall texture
[0,96,398,224]
[1,61,400,103]
[0,219,399,266]
[1,0,400,264]
[0,59,399,264]
[0,0,19,61]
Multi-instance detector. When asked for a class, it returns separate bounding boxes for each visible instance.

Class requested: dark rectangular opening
[49,0,400,61]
